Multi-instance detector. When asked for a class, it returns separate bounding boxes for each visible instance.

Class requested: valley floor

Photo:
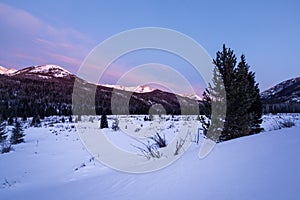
[0,114,300,200]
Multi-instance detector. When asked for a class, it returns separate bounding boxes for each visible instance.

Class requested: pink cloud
[0,3,95,70]
[47,53,83,67]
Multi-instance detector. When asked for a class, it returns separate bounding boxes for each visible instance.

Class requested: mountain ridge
[261,77,300,103]
[2,64,202,99]
[0,64,201,118]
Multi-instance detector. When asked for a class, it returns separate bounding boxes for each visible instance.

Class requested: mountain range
[0,65,201,118]
[0,64,299,118]
[260,77,300,113]
[261,77,300,104]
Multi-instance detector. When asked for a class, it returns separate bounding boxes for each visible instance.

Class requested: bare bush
[150,133,167,148]
[174,132,190,155]
[132,141,162,160]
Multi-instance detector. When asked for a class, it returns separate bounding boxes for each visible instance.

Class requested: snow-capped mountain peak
[180,93,202,101]
[103,84,155,93]
[11,64,73,79]
[0,66,17,75]
[27,64,72,78]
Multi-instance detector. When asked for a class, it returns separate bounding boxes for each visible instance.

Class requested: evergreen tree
[100,114,108,129]
[202,45,262,142]
[22,113,27,122]
[201,67,227,142]
[69,115,73,123]
[0,120,11,153]
[0,121,7,144]
[200,89,211,136]
[8,116,14,125]
[1,110,7,121]
[10,121,25,144]
[31,115,41,127]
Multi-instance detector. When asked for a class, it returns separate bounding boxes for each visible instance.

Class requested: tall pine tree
[202,45,262,142]
[0,121,7,144]
[10,121,25,144]
[100,114,108,129]
[200,67,227,142]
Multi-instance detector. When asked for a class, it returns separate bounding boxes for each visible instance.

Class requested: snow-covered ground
[0,114,300,200]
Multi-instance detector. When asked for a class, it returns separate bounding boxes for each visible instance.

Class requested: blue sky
[0,0,299,94]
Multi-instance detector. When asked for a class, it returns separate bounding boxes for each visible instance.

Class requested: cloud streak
[0,3,205,95]
[0,3,95,71]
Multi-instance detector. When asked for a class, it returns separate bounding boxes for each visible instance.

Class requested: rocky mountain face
[0,65,201,119]
[261,77,300,113]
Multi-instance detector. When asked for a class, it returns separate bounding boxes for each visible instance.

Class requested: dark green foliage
[8,116,14,125]
[202,67,227,142]
[1,110,7,121]
[0,69,204,117]
[10,121,25,144]
[263,103,300,113]
[0,121,7,144]
[0,121,11,153]
[100,114,108,129]
[202,45,263,142]
[69,115,73,123]
[200,89,211,136]
[31,115,41,127]
[22,113,27,122]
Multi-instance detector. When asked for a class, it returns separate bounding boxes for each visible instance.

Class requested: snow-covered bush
[1,142,13,154]
[280,118,295,128]
[112,118,119,131]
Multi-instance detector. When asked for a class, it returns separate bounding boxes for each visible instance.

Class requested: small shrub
[100,114,108,129]
[132,141,162,160]
[134,127,141,132]
[31,115,41,127]
[69,115,73,123]
[150,133,167,148]
[1,143,13,154]
[112,118,120,131]
[280,119,295,128]
[174,132,190,155]
[89,116,94,123]
[7,117,14,125]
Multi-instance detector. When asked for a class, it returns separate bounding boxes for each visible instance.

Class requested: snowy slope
[103,84,202,101]
[1,115,300,200]
[0,66,17,75]
[11,65,72,79]
[103,84,155,93]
